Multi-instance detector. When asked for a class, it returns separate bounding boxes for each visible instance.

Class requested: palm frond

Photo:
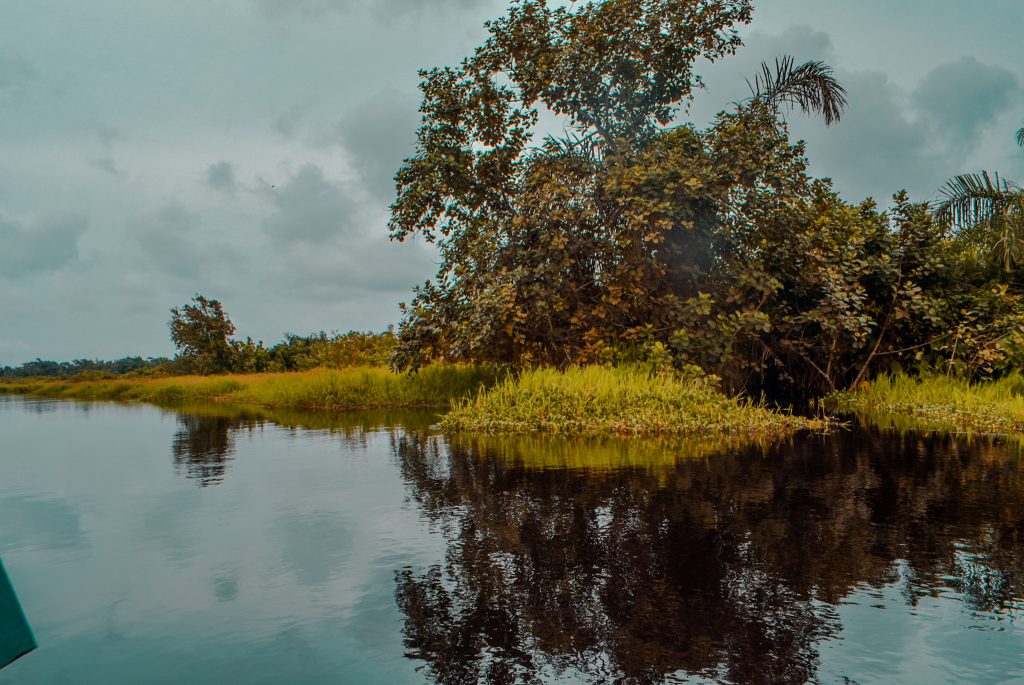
[935,171,1024,271]
[1017,125,1024,147]
[747,56,848,126]
[934,171,1017,229]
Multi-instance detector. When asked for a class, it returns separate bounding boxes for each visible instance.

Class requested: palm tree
[935,171,1024,271]
[747,56,848,126]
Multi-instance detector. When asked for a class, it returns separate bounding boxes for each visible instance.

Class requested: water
[1,396,1022,684]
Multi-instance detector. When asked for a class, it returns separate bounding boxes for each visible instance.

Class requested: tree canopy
[169,295,239,374]
[387,0,1024,395]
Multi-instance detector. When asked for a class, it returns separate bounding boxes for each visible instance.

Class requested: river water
[0,395,1022,684]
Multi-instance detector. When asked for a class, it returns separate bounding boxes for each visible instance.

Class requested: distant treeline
[0,357,172,379]
[1,331,396,379]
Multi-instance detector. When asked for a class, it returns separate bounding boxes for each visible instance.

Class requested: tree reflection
[172,414,250,486]
[393,430,1024,684]
[167,406,438,486]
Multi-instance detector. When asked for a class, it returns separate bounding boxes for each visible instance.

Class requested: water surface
[1,396,1022,684]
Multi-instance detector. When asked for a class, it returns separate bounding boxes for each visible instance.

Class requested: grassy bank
[829,373,1024,435]
[3,364,825,437]
[441,366,822,436]
[0,365,502,411]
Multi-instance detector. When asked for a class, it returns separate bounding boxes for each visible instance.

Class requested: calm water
[1,396,1022,684]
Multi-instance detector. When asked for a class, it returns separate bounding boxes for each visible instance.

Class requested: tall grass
[441,366,820,436]
[0,365,502,411]
[830,372,1024,434]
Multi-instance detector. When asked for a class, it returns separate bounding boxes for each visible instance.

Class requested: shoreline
[1,365,824,437]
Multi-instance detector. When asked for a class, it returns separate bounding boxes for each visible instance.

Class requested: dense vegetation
[441,365,818,435]
[0,357,171,379]
[168,294,397,374]
[832,372,1024,436]
[389,0,1024,400]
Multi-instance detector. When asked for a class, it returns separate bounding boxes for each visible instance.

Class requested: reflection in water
[171,414,243,486]
[168,406,439,486]
[393,429,1024,684]
[0,495,88,554]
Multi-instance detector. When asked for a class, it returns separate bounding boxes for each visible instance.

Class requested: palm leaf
[935,171,1024,271]
[747,56,848,126]
[1017,125,1024,147]
[934,172,1017,228]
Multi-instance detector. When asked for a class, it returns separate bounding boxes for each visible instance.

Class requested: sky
[1,0,1023,365]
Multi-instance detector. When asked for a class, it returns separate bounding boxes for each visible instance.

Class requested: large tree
[169,294,238,374]
[389,0,851,385]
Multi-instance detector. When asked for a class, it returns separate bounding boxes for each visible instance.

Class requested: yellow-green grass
[830,372,1024,436]
[440,365,822,436]
[0,365,502,411]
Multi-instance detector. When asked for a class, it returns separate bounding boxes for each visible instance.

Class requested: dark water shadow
[392,427,1024,684]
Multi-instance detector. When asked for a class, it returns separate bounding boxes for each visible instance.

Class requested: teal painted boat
[0,559,36,670]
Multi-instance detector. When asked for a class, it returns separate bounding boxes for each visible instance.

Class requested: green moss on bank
[829,373,1024,435]
[441,366,822,436]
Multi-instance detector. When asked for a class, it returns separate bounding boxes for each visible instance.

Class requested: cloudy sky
[1,0,1022,365]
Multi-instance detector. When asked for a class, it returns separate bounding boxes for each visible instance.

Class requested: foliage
[167,294,398,375]
[746,55,847,125]
[0,356,171,379]
[169,294,238,374]
[935,171,1024,272]
[441,365,820,435]
[387,0,1024,398]
[389,0,757,369]
[387,0,859,391]
[266,331,396,371]
[231,337,272,374]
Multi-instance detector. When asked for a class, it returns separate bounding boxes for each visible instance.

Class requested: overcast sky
[1,0,1022,365]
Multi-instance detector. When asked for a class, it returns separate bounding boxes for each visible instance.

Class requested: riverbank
[0,365,501,411]
[441,366,822,436]
[829,373,1024,435]
[0,365,823,437]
